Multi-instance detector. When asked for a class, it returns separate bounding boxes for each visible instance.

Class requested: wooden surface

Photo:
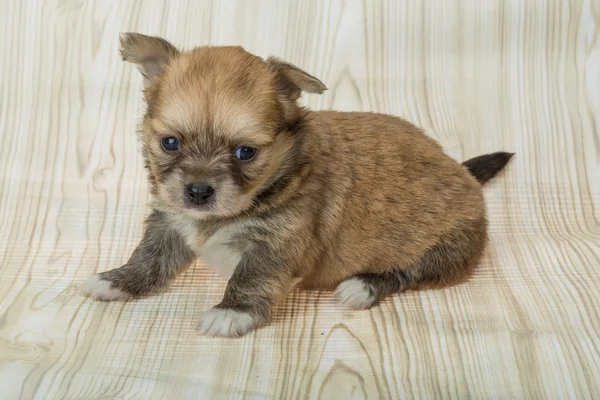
[1,0,599,399]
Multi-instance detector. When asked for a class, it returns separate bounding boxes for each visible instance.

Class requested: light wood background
[1,0,599,399]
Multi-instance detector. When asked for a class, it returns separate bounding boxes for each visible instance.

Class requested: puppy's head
[120,33,326,219]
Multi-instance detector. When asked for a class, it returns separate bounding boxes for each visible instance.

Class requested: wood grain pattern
[0,0,598,398]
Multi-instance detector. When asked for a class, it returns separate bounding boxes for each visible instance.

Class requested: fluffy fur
[81,33,514,337]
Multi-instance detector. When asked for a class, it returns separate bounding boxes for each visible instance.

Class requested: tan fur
[82,33,513,337]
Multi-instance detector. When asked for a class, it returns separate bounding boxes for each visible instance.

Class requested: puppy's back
[307,110,482,216]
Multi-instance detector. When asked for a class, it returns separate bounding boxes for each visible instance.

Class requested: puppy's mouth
[183,197,215,211]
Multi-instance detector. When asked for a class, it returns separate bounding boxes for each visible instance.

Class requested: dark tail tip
[462,152,515,184]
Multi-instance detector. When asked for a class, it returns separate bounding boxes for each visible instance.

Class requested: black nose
[185,183,215,205]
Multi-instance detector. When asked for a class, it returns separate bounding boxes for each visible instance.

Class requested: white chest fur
[167,213,243,279]
[197,225,243,279]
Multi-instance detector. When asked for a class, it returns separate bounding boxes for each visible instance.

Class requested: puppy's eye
[161,137,180,152]
[233,146,257,161]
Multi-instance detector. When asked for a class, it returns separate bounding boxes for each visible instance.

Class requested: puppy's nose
[185,183,215,205]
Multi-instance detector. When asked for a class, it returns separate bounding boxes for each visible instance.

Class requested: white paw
[81,274,131,301]
[197,308,259,337]
[335,278,377,310]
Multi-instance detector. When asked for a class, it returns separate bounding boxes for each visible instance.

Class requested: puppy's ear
[119,32,180,82]
[266,57,326,124]
[266,57,327,102]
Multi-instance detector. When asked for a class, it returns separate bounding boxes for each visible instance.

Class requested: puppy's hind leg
[335,271,411,309]
[335,217,487,309]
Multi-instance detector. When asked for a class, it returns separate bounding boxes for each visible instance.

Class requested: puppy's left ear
[266,57,327,102]
[120,32,180,82]
[266,57,327,124]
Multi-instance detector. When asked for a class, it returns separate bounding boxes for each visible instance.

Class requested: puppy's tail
[462,152,515,185]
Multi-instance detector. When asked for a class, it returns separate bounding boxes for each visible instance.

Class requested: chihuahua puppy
[82,33,514,337]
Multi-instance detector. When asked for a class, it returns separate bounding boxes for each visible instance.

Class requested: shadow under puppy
[82,33,514,337]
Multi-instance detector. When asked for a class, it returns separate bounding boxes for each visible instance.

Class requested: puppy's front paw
[335,277,378,310]
[197,308,261,337]
[81,274,132,301]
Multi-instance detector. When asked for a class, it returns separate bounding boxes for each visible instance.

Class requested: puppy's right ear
[119,32,180,82]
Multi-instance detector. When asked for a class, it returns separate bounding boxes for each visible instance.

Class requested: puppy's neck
[253,114,312,209]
